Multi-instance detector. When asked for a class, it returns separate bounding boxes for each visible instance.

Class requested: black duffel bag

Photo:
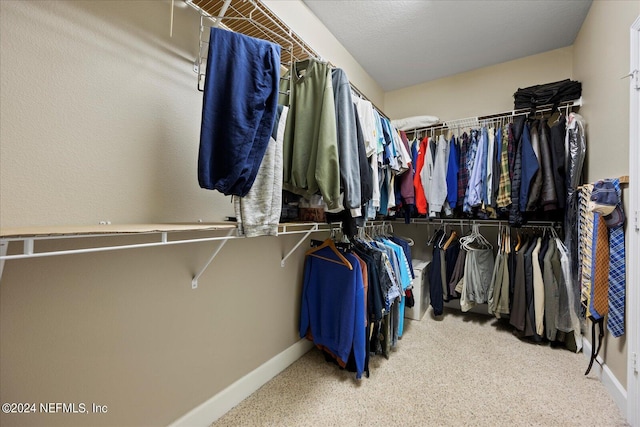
[513,79,581,112]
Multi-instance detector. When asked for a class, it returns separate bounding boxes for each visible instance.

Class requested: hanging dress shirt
[429,135,451,217]
[446,136,460,210]
[331,68,362,216]
[538,118,558,211]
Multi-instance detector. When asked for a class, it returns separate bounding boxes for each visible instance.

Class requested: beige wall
[572,0,640,391]
[384,47,573,121]
[0,232,315,427]
[0,0,235,228]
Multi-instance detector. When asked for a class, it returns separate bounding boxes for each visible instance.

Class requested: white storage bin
[405,259,430,321]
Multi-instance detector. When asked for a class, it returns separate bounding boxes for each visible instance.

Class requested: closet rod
[408,98,583,135]
[409,218,562,228]
[350,84,389,120]
[478,97,582,122]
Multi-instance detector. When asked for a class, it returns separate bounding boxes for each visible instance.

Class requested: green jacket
[280,59,341,210]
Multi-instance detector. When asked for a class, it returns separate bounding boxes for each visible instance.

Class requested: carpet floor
[211,307,628,426]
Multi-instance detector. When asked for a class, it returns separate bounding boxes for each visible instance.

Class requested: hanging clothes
[299,242,366,379]
[420,136,436,216]
[463,130,480,214]
[467,127,487,211]
[331,68,362,217]
[564,113,587,322]
[353,97,378,158]
[485,127,496,208]
[443,233,461,301]
[509,117,525,226]
[542,236,560,341]
[234,106,289,237]
[429,135,451,217]
[488,227,510,318]
[538,118,558,211]
[549,115,567,210]
[351,227,412,358]
[556,237,583,352]
[459,227,494,312]
[457,132,470,209]
[496,125,512,209]
[378,235,412,337]
[532,236,545,336]
[355,107,374,210]
[280,58,341,210]
[522,235,540,340]
[398,131,416,221]
[413,137,429,215]
[446,136,460,210]
[491,126,502,212]
[525,120,542,211]
[510,236,529,332]
[519,121,539,213]
[428,229,445,316]
[448,243,466,299]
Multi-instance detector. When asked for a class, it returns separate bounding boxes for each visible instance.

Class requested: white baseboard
[168,339,314,427]
[582,337,628,415]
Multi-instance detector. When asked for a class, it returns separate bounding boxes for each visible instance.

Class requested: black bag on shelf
[513,79,582,112]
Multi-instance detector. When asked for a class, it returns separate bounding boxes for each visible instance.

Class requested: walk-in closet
[1,1,638,426]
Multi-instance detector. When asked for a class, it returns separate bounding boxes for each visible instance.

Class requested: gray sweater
[331,68,362,216]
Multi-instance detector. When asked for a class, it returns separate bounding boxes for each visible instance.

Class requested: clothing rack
[349,84,389,120]
[407,98,583,138]
[408,218,562,230]
[186,0,389,119]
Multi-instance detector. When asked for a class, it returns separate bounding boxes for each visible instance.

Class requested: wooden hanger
[443,230,458,251]
[305,238,353,270]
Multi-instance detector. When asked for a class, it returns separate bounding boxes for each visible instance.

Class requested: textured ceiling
[303,0,592,91]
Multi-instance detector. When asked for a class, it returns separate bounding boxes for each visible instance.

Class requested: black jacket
[525,120,543,211]
[538,118,558,210]
[549,116,567,210]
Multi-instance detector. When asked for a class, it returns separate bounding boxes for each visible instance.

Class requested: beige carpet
[211,307,628,426]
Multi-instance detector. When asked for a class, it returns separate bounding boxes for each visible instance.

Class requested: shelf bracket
[24,238,34,255]
[0,240,8,283]
[191,229,235,289]
[281,224,318,267]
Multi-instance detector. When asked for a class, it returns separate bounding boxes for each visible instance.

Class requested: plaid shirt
[456,132,470,207]
[496,125,512,208]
